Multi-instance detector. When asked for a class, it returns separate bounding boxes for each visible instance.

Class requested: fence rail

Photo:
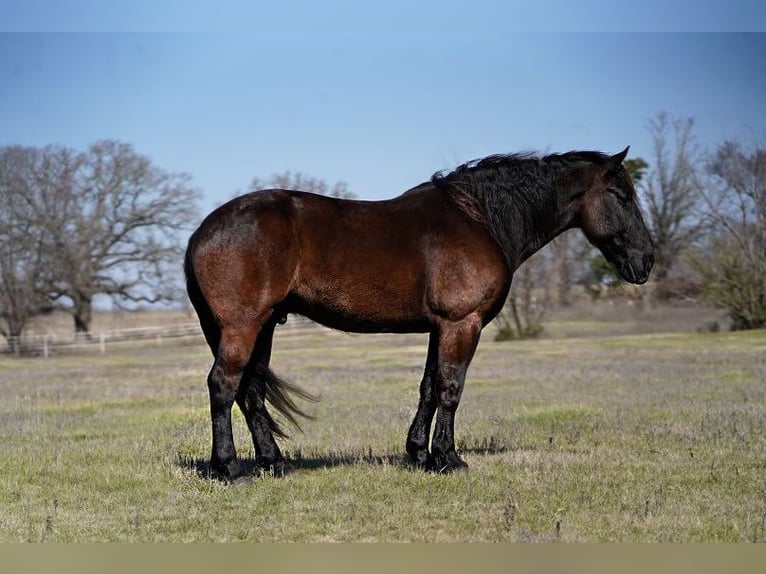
[1,315,321,357]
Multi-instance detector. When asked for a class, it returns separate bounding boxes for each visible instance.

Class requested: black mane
[432,150,613,267]
[432,150,611,187]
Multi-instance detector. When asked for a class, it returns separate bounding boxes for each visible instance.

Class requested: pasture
[0,313,765,542]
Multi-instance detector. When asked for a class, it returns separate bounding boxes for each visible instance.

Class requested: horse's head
[574,147,655,284]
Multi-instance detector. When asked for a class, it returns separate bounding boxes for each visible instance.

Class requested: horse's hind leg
[235,317,289,475]
[207,320,263,483]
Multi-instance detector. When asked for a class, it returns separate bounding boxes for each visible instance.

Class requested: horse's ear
[608,146,630,167]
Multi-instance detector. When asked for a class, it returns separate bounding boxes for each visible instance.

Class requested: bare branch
[641,112,706,279]
[690,140,766,329]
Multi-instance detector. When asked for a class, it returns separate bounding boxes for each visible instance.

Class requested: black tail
[252,364,319,439]
[185,239,317,438]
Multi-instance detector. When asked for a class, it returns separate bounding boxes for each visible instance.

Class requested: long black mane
[432,150,614,268]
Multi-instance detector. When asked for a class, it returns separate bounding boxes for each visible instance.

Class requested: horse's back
[285,189,438,330]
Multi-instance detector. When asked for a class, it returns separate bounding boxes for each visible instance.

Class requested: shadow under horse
[184,147,654,483]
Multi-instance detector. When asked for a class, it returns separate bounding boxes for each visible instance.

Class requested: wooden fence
[1,316,321,357]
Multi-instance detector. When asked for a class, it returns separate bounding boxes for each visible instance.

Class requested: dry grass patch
[0,326,764,541]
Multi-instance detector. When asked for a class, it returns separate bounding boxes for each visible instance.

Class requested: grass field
[0,318,765,542]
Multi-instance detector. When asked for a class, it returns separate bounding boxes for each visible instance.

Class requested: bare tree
[642,112,706,279]
[690,141,766,329]
[68,140,200,333]
[0,147,55,352]
[494,249,555,340]
[250,171,356,199]
[550,233,575,306]
[9,141,201,335]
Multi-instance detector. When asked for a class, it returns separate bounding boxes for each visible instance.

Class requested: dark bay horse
[185,147,654,482]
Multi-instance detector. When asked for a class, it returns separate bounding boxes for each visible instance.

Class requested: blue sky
[1,22,765,212]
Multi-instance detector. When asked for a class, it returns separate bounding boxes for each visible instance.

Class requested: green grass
[0,327,764,542]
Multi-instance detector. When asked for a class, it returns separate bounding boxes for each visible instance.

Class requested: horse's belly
[287,272,430,333]
[299,307,431,334]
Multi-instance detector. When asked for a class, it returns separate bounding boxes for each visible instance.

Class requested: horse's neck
[506,184,572,271]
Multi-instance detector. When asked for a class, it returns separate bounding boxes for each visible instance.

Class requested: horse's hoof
[211,459,246,483]
[429,454,469,474]
[406,449,430,471]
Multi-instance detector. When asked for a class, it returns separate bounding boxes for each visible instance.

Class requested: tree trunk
[552,236,573,307]
[641,281,655,312]
[3,320,24,355]
[510,296,524,337]
[6,333,21,355]
[73,296,93,339]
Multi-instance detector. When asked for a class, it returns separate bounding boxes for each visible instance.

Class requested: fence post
[43,336,49,359]
[99,332,106,354]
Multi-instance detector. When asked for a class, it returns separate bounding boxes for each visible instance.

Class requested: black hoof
[407,448,430,470]
[429,453,468,474]
[211,458,245,483]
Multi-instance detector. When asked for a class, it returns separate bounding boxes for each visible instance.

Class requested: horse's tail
[184,234,317,438]
[252,364,318,439]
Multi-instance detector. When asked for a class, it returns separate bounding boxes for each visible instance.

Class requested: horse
[184,147,654,483]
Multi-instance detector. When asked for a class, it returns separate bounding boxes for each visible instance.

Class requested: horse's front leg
[429,314,482,473]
